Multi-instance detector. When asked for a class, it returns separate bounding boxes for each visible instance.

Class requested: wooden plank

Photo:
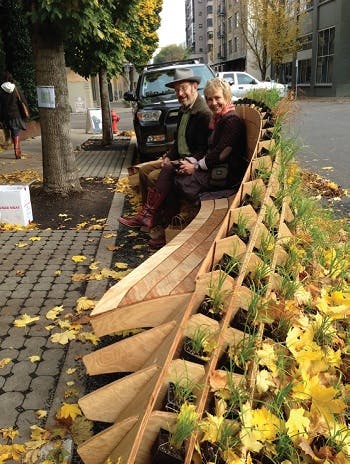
[83,321,177,375]
[150,209,228,297]
[165,359,205,386]
[123,205,228,303]
[213,235,246,267]
[78,365,160,422]
[251,154,273,173]
[106,411,176,464]
[278,222,293,244]
[77,415,138,464]
[90,242,180,316]
[90,293,192,337]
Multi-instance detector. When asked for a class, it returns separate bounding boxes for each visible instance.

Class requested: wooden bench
[77,105,275,464]
[89,105,263,337]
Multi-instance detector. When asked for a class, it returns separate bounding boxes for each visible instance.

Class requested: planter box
[0,185,33,225]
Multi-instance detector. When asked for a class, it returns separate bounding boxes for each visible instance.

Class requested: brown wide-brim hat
[165,68,201,88]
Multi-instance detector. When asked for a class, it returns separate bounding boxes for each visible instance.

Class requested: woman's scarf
[209,103,235,130]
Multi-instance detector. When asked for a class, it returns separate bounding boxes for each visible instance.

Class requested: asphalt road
[285,98,350,217]
[286,99,350,189]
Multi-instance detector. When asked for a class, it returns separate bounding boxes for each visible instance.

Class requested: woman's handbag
[15,88,30,119]
[209,163,229,187]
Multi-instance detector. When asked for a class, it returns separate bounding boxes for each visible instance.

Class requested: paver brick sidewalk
[0,135,134,450]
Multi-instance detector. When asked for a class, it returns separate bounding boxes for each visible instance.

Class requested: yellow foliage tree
[239,0,303,80]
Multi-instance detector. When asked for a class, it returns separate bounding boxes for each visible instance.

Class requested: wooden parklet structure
[77,104,294,464]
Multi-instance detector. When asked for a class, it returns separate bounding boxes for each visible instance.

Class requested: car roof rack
[143,59,202,71]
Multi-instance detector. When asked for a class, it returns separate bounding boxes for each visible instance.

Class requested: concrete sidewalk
[0,130,134,456]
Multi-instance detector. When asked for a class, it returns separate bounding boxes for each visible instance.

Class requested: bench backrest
[235,105,262,162]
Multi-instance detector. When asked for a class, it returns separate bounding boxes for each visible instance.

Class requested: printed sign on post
[37,86,56,108]
[86,108,102,134]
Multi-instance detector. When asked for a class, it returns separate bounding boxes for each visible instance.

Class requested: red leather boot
[12,136,21,159]
[118,187,166,229]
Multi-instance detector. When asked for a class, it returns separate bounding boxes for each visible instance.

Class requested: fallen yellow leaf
[50,330,77,345]
[114,262,128,270]
[46,305,64,320]
[28,355,41,363]
[35,409,47,419]
[56,402,82,421]
[0,426,19,440]
[29,236,41,241]
[16,242,28,248]
[76,297,95,313]
[0,358,12,368]
[13,314,40,327]
[103,233,116,239]
[71,255,87,263]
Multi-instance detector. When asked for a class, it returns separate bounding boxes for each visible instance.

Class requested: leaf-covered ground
[30,177,117,230]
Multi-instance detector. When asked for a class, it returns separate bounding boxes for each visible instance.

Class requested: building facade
[185,0,350,97]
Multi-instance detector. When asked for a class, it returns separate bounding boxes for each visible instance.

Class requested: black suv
[124,60,215,160]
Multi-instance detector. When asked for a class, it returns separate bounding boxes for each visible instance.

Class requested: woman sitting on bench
[119,78,247,247]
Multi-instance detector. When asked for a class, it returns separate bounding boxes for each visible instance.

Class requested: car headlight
[137,110,162,122]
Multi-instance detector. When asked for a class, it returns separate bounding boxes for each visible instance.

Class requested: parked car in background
[218,71,287,100]
[124,60,215,160]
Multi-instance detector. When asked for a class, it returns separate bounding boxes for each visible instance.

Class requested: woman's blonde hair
[204,77,232,103]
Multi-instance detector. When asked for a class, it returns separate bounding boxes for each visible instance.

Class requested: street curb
[45,137,137,453]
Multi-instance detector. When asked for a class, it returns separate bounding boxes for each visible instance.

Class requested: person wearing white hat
[0,71,28,159]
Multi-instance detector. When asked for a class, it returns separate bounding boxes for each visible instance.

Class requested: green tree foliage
[153,44,189,64]
[0,0,37,115]
[65,0,161,144]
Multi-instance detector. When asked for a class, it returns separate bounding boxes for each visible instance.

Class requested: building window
[298,33,312,51]
[91,76,98,101]
[228,39,233,54]
[316,26,335,84]
[199,23,203,28]
[207,18,213,27]
[228,17,232,33]
[207,5,213,14]
[235,12,239,28]
[199,11,202,16]
[207,31,213,39]
[234,37,238,52]
[297,59,311,84]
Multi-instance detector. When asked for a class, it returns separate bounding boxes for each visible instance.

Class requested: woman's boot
[118,187,166,229]
[12,136,21,159]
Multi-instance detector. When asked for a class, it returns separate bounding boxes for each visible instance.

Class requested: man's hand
[178,159,196,175]
[161,156,171,167]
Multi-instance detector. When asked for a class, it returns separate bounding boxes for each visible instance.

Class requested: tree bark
[98,68,113,146]
[31,28,81,195]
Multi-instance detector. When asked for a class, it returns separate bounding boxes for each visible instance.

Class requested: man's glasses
[174,83,193,94]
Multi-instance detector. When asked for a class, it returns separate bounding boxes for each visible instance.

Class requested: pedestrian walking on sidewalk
[0,71,29,159]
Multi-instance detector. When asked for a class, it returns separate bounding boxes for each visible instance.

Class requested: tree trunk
[98,68,113,146]
[31,27,81,195]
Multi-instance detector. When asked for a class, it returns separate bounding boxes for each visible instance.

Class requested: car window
[190,65,215,89]
[237,73,256,85]
[141,71,176,98]
[222,73,234,81]
[140,65,214,98]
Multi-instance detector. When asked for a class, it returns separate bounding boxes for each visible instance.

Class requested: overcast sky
[157,0,186,48]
